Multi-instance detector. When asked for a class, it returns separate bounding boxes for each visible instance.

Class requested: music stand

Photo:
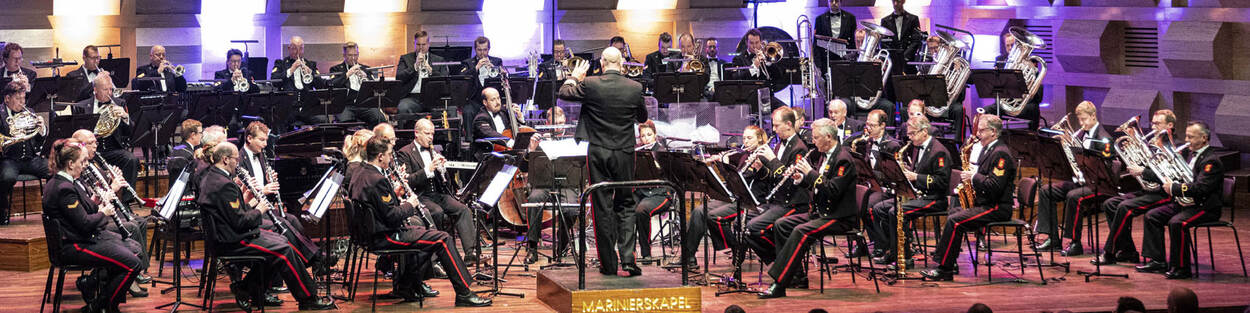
[1072,149,1126,281]
[133,102,184,187]
[653,72,708,104]
[412,75,472,134]
[45,113,99,154]
[243,92,296,131]
[27,77,77,112]
[152,162,205,312]
[99,58,131,88]
[829,61,883,100]
[526,151,588,268]
[772,57,803,87]
[299,160,350,301]
[968,69,1026,119]
[533,80,560,111]
[471,156,527,299]
[484,77,534,105]
[190,93,241,127]
[713,80,767,107]
[893,74,950,119]
[873,149,923,283]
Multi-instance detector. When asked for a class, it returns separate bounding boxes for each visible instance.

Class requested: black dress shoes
[757,283,786,299]
[297,298,337,310]
[788,276,809,289]
[454,294,493,307]
[1116,251,1140,263]
[1090,255,1117,266]
[622,263,643,277]
[1135,260,1168,273]
[228,282,253,312]
[920,269,954,281]
[463,253,481,264]
[420,283,440,297]
[870,248,885,258]
[262,294,284,306]
[1034,238,1058,251]
[1060,243,1084,257]
[432,263,449,279]
[128,282,149,298]
[1164,267,1193,280]
[135,273,153,284]
[525,248,540,264]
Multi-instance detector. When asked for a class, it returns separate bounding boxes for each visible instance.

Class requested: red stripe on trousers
[939,205,998,266]
[759,209,797,247]
[239,240,312,298]
[903,200,938,214]
[74,243,134,303]
[1179,211,1207,267]
[777,218,838,280]
[648,198,670,216]
[1110,197,1172,247]
[263,228,309,263]
[713,211,740,247]
[1070,193,1099,238]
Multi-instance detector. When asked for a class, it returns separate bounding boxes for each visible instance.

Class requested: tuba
[924,31,971,118]
[853,22,895,110]
[997,26,1048,116]
[232,69,250,92]
[0,110,46,150]
[94,104,126,138]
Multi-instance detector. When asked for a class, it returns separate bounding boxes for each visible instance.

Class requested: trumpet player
[462,36,503,135]
[349,137,493,306]
[397,31,450,116]
[1137,121,1223,280]
[394,120,480,262]
[330,42,387,127]
[745,107,813,269]
[134,45,188,93]
[2,43,37,91]
[758,118,858,299]
[272,36,323,91]
[1095,110,1176,266]
[1034,101,1113,256]
[2,81,50,225]
[922,115,1016,281]
[213,49,257,93]
[72,73,141,204]
[67,45,107,101]
[868,116,951,266]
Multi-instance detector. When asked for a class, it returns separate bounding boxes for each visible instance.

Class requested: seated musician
[239,121,324,267]
[213,49,257,93]
[981,31,1043,129]
[922,115,1016,281]
[868,116,950,267]
[66,45,107,101]
[633,120,674,262]
[197,142,335,310]
[2,81,51,225]
[610,36,641,64]
[396,31,450,117]
[827,99,865,142]
[330,42,387,128]
[523,107,580,264]
[133,45,187,92]
[759,118,858,298]
[1137,121,1223,280]
[745,106,813,267]
[168,119,203,181]
[701,37,728,99]
[72,73,141,205]
[2,43,37,88]
[1034,101,1113,256]
[470,87,520,159]
[461,36,504,134]
[43,139,144,313]
[348,137,492,306]
[684,125,771,268]
[849,109,901,259]
[675,33,699,73]
[643,32,676,77]
[538,40,570,81]
[393,120,480,263]
[794,107,812,147]
[732,29,785,110]
[271,36,323,91]
[71,129,153,288]
[1096,109,1177,266]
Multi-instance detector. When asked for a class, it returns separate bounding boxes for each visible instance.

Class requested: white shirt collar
[58,171,75,181]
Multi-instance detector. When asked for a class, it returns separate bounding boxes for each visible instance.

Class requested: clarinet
[264,165,288,217]
[237,167,293,235]
[388,157,437,228]
[80,181,132,239]
[85,163,135,222]
[95,155,143,206]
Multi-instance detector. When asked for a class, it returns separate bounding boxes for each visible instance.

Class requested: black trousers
[106,219,150,271]
[0,157,50,221]
[588,145,637,271]
[372,225,475,295]
[261,214,321,266]
[933,204,1013,269]
[861,190,892,250]
[98,149,140,204]
[526,188,580,253]
[871,197,946,257]
[59,233,141,308]
[769,213,853,285]
[1101,192,1171,257]
[1142,204,1220,269]
[337,105,388,129]
[1037,182,1100,242]
[635,193,673,258]
[216,231,318,302]
[746,203,807,264]
[420,193,477,254]
[683,200,751,259]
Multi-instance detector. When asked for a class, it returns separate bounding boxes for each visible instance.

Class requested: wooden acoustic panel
[1053,19,1123,74]
[1097,88,1161,126]
[1161,21,1232,79]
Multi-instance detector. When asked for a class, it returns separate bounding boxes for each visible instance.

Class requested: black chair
[1188,177,1247,277]
[815,184,881,294]
[40,215,97,313]
[341,199,425,312]
[910,169,961,268]
[11,174,43,220]
[199,215,270,313]
[963,176,1045,283]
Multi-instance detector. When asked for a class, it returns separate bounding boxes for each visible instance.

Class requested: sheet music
[478,164,519,207]
[308,171,344,219]
[539,138,588,159]
[158,170,190,220]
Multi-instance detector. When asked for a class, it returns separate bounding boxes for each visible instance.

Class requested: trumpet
[417,52,432,78]
[231,69,250,92]
[162,60,186,77]
[347,64,367,91]
[292,58,314,89]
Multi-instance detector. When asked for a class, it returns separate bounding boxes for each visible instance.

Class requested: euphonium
[924,31,971,118]
[1050,114,1086,184]
[1153,132,1196,205]
[854,22,895,111]
[1113,116,1161,192]
[0,110,46,150]
[232,69,250,92]
[997,26,1048,116]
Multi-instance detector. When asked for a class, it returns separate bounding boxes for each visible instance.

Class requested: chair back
[341,199,369,247]
[1223,177,1235,223]
[949,169,964,209]
[1016,176,1038,208]
[41,215,68,267]
[199,210,221,249]
[855,184,871,214]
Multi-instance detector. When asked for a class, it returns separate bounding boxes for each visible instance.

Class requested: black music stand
[469,154,526,299]
[190,93,241,127]
[1072,149,1126,281]
[415,76,473,147]
[653,72,707,104]
[27,77,77,112]
[1027,134,1078,271]
[99,58,131,88]
[485,77,535,105]
[243,92,296,132]
[355,79,402,110]
[527,151,587,268]
[533,80,559,111]
[829,61,883,100]
[133,102,183,191]
[45,113,99,154]
[893,74,950,118]
[300,157,351,301]
[152,161,206,312]
[301,89,347,123]
[713,80,767,107]
[969,69,1026,119]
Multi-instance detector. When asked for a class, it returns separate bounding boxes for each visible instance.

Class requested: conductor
[558,47,648,276]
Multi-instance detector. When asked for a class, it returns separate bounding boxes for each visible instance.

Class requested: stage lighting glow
[54,0,120,16]
[200,0,265,77]
[481,0,545,59]
[53,0,118,53]
[971,34,1000,69]
[616,0,677,10]
[344,0,405,13]
[750,0,807,39]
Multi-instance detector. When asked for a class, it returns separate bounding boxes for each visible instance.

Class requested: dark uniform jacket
[133,63,188,92]
[908,138,953,202]
[64,66,102,101]
[813,9,857,72]
[271,57,323,91]
[395,142,451,197]
[556,70,647,150]
[347,163,415,240]
[971,139,1017,206]
[44,174,110,243]
[798,144,857,219]
[71,97,132,151]
[1173,146,1224,214]
[198,166,262,245]
[0,106,45,160]
[212,67,257,92]
[762,134,812,206]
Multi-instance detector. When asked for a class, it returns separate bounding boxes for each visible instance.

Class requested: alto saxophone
[893,142,913,275]
[955,137,979,209]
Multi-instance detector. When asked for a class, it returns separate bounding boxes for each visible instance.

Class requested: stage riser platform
[537,268,701,313]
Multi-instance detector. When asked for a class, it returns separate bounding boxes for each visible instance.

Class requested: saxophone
[955,137,979,209]
[893,142,913,275]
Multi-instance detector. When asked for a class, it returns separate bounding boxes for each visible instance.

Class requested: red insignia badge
[837,165,846,176]
[1204,164,1212,173]
[937,157,945,168]
[996,158,1005,169]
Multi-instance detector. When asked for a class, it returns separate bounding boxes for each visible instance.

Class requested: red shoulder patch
[1204,164,1213,173]
[837,165,846,177]
[996,158,1005,169]
[937,157,945,168]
